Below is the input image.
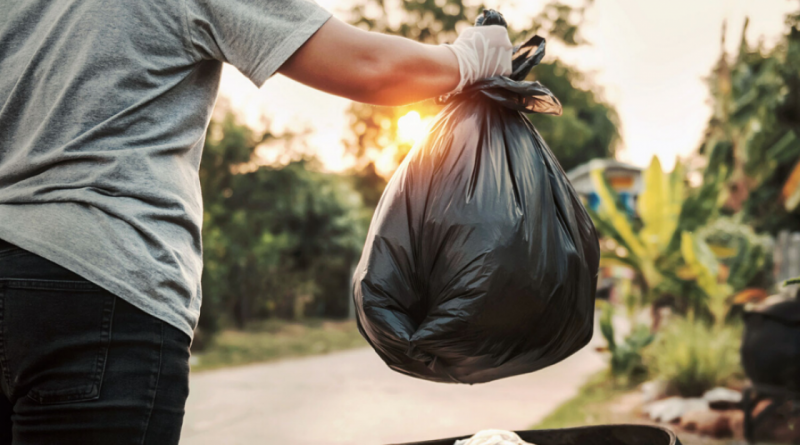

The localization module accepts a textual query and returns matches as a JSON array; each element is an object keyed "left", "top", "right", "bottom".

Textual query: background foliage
[
  {"left": 699, "top": 16, "right": 800, "bottom": 234},
  {"left": 197, "top": 112, "right": 369, "bottom": 346},
  {"left": 588, "top": 8, "right": 800, "bottom": 397},
  {"left": 344, "top": 0, "right": 620, "bottom": 176}
]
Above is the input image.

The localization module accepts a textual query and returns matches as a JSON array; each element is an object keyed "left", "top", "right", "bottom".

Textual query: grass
[
  {"left": 532, "top": 372, "right": 739, "bottom": 445},
  {"left": 191, "top": 318, "right": 368, "bottom": 372},
  {"left": 643, "top": 318, "right": 744, "bottom": 397},
  {"left": 532, "top": 372, "right": 639, "bottom": 429}
]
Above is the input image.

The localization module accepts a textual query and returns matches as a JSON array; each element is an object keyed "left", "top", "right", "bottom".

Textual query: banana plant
[
  {"left": 590, "top": 156, "right": 695, "bottom": 301},
  {"left": 589, "top": 155, "right": 761, "bottom": 318},
  {"left": 680, "top": 232, "right": 732, "bottom": 327}
]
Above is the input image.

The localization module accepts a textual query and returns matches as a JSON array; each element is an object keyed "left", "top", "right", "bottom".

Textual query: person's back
[
  {"left": 0, "top": 0, "right": 332, "bottom": 337},
  {"left": 0, "top": 0, "right": 513, "bottom": 441}
]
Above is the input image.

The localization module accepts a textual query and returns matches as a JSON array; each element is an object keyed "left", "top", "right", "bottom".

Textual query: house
[
  {"left": 566, "top": 158, "right": 643, "bottom": 214},
  {"left": 567, "top": 159, "right": 643, "bottom": 300}
]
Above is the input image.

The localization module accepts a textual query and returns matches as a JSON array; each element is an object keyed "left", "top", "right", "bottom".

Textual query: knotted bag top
[{"left": 437, "top": 10, "right": 563, "bottom": 115}]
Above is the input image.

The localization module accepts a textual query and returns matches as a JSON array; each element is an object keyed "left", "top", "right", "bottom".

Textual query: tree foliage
[
  {"left": 344, "top": 0, "right": 619, "bottom": 178},
  {"left": 699, "top": 15, "right": 800, "bottom": 233},
  {"left": 197, "top": 112, "right": 368, "bottom": 345},
  {"left": 527, "top": 60, "right": 620, "bottom": 172}
]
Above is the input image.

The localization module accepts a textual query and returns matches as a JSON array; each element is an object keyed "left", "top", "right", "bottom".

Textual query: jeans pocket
[{"left": 0, "top": 279, "right": 115, "bottom": 405}]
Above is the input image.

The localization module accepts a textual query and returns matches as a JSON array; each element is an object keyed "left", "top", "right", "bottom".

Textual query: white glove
[{"left": 445, "top": 26, "right": 514, "bottom": 94}]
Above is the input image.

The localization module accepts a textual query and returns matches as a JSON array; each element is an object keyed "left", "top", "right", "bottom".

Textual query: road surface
[{"left": 181, "top": 330, "right": 606, "bottom": 445}]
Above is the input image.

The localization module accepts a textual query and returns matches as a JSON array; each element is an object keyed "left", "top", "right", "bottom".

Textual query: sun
[{"left": 397, "top": 110, "right": 426, "bottom": 145}]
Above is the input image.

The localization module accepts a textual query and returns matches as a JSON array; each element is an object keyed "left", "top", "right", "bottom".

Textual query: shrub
[
  {"left": 599, "top": 304, "right": 654, "bottom": 385},
  {"left": 643, "top": 317, "right": 744, "bottom": 397}
]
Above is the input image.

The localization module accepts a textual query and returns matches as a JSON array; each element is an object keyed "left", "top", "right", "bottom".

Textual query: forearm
[
  {"left": 356, "top": 33, "right": 460, "bottom": 106},
  {"left": 279, "top": 18, "right": 459, "bottom": 106}
]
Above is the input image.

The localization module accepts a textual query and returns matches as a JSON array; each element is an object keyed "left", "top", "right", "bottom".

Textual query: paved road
[{"left": 181, "top": 328, "right": 605, "bottom": 445}]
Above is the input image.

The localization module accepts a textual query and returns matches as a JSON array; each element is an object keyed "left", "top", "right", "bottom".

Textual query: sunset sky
[{"left": 218, "top": 0, "right": 798, "bottom": 173}]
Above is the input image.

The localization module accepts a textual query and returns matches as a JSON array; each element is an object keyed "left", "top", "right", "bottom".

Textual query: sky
[{"left": 217, "top": 0, "right": 798, "bottom": 173}]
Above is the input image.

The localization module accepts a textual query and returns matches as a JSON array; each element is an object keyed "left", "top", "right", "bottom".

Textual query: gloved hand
[{"left": 444, "top": 26, "right": 514, "bottom": 95}]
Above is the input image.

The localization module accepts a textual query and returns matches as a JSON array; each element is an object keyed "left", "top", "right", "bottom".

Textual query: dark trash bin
[
  {"left": 741, "top": 299, "right": 800, "bottom": 392},
  {"left": 740, "top": 298, "right": 800, "bottom": 442},
  {"left": 389, "top": 425, "right": 681, "bottom": 445}
]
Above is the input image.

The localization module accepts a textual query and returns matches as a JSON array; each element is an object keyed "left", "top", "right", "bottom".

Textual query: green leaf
[
  {"left": 681, "top": 232, "right": 720, "bottom": 296},
  {"left": 639, "top": 156, "right": 681, "bottom": 256},
  {"left": 599, "top": 304, "right": 616, "bottom": 351},
  {"left": 590, "top": 169, "right": 646, "bottom": 259}
]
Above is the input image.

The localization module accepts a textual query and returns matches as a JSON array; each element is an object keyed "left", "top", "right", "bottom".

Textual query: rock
[
  {"left": 644, "top": 397, "right": 709, "bottom": 424},
  {"left": 703, "top": 387, "right": 742, "bottom": 410},
  {"left": 640, "top": 380, "right": 668, "bottom": 403},
  {"left": 680, "top": 409, "right": 734, "bottom": 438}
]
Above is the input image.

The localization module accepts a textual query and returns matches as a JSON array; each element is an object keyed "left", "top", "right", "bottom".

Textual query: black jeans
[{"left": 0, "top": 239, "right": 191, "bottom": 444}]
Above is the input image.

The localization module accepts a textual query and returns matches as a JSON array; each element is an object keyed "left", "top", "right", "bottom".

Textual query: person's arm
[
  {"left": 278, "top": 17, "right": 458, "bottom": 106},
  {"left": 278, "top": 17, "right": 511, "bottom": 107}
]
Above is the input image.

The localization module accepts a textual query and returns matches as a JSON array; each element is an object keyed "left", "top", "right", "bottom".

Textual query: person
[{"left": 0, "top": 0, "right": 513, "bottom": 442}]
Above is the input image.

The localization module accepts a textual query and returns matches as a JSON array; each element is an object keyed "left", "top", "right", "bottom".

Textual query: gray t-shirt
[{"left": 0, "top": 0, "right": 331, "bottom": 339}]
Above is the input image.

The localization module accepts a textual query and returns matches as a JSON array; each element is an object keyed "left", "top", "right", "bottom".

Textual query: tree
[
  {"left": 344, "top": 0, "right": 619, "bottom": 179},
  {"left": 527, "top": 60, "right": 620, "bottom": 172},
  {"left": 196, "top": 111, "right": 368, "bottom": 346},
  {"left": 698, "top": 16, "right": 800, "bottom": 234}
]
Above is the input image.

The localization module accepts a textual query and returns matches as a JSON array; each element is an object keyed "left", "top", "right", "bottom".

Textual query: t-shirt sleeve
[{"left": 183, "top": 0, "right": 331, "bottom": 87}]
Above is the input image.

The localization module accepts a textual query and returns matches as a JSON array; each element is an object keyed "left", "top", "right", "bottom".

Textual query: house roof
[{"left": 566, "top": 159, "right": 643, "bottom": 183}]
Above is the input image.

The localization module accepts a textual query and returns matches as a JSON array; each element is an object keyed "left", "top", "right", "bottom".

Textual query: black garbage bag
[{"left": 353, "top": 16, "right": 600, "bottom": 384}]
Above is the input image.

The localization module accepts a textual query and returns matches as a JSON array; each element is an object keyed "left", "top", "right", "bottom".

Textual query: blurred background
[{"left": 181, "top": 0, "right": 800, "bottom": 444}]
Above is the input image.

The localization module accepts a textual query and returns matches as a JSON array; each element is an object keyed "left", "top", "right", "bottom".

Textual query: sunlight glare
[{"left": 397, "top": 111, "right": 426, "bottom": 145}]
